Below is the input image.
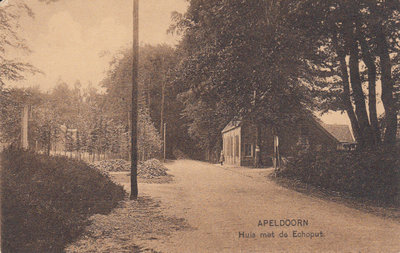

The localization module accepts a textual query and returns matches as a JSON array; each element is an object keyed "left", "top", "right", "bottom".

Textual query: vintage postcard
[{"left": 1, "top": 0, "right": 399, "bottom": 252}]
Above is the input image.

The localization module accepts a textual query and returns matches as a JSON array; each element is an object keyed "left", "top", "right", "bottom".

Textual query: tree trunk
[
  {"left": 376, "top": 28, "right": 397, "bottom": 149},
  {"left": 348, "top": 36, "right": 373, "bottom": 148},
  {"left": 254, "top": 123, "right": 261, "bottom": 168},
  {"left": 358, "top": 34, "right": 380, "bottom": 145},
  {"left": 338, "top": 52, "right": 362, "bottom": 143},
  {"left": 333, "top": 31, "right": 362, "bottom": 143}
]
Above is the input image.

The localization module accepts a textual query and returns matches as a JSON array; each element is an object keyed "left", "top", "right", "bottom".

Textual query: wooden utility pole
[
  {"left": 163, "top": 123, "right": 166, "bottom": 162},
  {"left": 252, "top": 90, "right": 261, "bottom": 168},
  {"left": 273, "top": 135, "right": 280, "bottom": 170},
  {"left": 160, "top": 56, "right": 167, "bottom": 138},
  {"left": 130, "top": 0, "right": 139, "bottom": 200},
  {"left": 160, "top": 83, "right": 165, "bottom": 136},
  {"left": 21, "top": 104, "right": 29, "bottom": 149}
]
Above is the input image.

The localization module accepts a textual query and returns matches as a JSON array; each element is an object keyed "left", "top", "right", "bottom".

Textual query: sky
[
  {"left": 8, "top": 0, "right": 369, "bottom": 126},
  {"left": 12, "top": 0, "right": 188, "bottom": 91}
]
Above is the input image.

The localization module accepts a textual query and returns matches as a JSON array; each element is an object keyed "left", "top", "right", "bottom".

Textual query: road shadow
[{"left": 66, "top": 196, "right": 191, "bottom": 252}]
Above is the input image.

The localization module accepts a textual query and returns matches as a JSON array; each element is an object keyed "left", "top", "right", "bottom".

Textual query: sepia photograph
[{"left": 0, "top": 0, "right": 399, "bottom": 252}]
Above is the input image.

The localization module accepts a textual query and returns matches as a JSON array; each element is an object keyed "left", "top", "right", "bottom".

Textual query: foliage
[
  {"left": 1, "top": 147, "right": 125, "bottom": 252},
  {"left": 138, "top": 44, "right": 178, "bottom": 129},
  {"left": 101, "top": 48, "right": 132, "bottom": 126},
  {"left": 0, "top": 80, "right": 132, "bottom": 159},
  {"left": 178, "top": 94, "right": 230, "bottom": 160},
  {"left": 285, "top": 0, "right": 399, "bottom": 149},
  {"left": 101, "top": 45, "right": 196, "bottom": 159},
  {"left": 170, "top": 0, "right": 313, "bottom": 159},
  {"left": 0, "top": 87, "right": 42, "bottom": 145},
  {"left": 170, "top": 0, "right": 399, "bottom": 156},
  {"left": 138, "top": 107, "right": 162, "bottom": 160},
  {"left": 1, "top": 50, "right": 169, "bottom": 160},
  {"left": 0, "top": 1, "right": 39, "bottom": 88},
  {"left": 277, "top": 149, "right": 399, "bottom": 205},
  {"left": 0, "top": 88, "right": 24, "bottom": 143},
  {"left": 101, "top": 47, "right": 164, "bottom": 160}
]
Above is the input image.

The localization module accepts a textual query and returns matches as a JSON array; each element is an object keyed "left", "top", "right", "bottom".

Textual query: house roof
[
  {"left": 221, "top": 120, "right": 241, "bottom": 133},
  {"left": 321, "top": 123, "right": 355, "bottom": 143}
]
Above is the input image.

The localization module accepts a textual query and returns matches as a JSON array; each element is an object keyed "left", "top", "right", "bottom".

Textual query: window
[
  {"left": 244, "top": 144, "right": 253, "bottom": 157},
  {"left": 298, "top": 136, "right": 309, "bottom": 145}
]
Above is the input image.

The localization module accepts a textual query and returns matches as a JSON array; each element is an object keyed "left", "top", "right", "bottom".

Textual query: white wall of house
[{"left": 222, "top": 127, "right": 241, "bottom": 166}]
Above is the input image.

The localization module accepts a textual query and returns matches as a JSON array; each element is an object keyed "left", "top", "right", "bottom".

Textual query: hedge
[
  {"left": 277, "top": 148, "right": 399, "bottom": 205},
  {"left": 1, "top": 147, "right": 125, "bottom": 252}
]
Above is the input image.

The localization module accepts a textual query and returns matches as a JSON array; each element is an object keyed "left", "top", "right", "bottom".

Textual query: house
[
  {"left": 221, "top": 115, "right": 355, "bottom": 167},
  {"left": 52, "top": 125, "right": 79, "bottom": 153},
  {"left": 320, "top": 123, "right": 356, "bottom": 150}
]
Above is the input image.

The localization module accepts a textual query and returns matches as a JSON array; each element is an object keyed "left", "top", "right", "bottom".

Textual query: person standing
[{"left": 219, "top": 150, "right": 225, "bottom": 165}]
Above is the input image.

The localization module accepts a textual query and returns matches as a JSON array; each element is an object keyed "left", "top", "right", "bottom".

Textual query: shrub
[
  {"left": 1, "top": 147, "right": 125, "bottom": 252},
  {"left": 138, "top": 159, "right": 168, "bottom": 179},
  {"left": 277, "top": 148, "right": 399, "bottom": 205}
]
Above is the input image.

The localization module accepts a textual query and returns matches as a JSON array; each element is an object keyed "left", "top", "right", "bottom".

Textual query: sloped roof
[
  {"left": 321, "top": 123, "right": 355, "bottom": 143},
  {"left": 221, "top": 120, "right": 241, "bottom": 133}
]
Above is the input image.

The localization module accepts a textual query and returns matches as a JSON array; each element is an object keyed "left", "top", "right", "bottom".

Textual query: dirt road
[{"left": 134, "top": 160, "right": 399, "bottom": 253}]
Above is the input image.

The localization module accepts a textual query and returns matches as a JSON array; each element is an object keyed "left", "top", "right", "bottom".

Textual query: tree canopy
[
  {"left": 285, "top": 0, "right": 399, "bottom": 149},
  {"left": 170, "top": 0, "right": 316, "bottom": 160},
  {"left": 171, "top": 0, "right": 399, "bottom": 152},
  {"left": 0, "top": 1, "right": 39, "bottom": 88}
]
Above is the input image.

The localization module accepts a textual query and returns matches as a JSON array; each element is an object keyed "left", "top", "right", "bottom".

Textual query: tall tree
[
  {"left": 288, "top": 0, "right": 399, "bottom": 150},
  {"left": 102, "top": 44, "right": 191, "bottom": 159},
  {"left": 171, "top": 0, "right": 312, "bottom": 164}
]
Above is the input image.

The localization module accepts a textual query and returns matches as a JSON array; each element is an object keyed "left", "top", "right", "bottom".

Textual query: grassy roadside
[{"left": 1, "top": 147, "right": 126, "bottom": 252}]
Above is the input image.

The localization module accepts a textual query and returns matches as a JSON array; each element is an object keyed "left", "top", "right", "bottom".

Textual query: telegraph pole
[
  {"left": 21, "top": 104, "right": 29, "bottom": 149},
  {"left": 163, "top": 123, "right": 166, "bottom": 162},
  {"left": 130, "top": 0, "right": 139, "bottom": 200}
]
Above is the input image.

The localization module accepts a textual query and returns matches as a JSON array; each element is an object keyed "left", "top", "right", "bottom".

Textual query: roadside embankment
[{"left": 1, "top": 147, "right": 125, "bottom": 252}]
